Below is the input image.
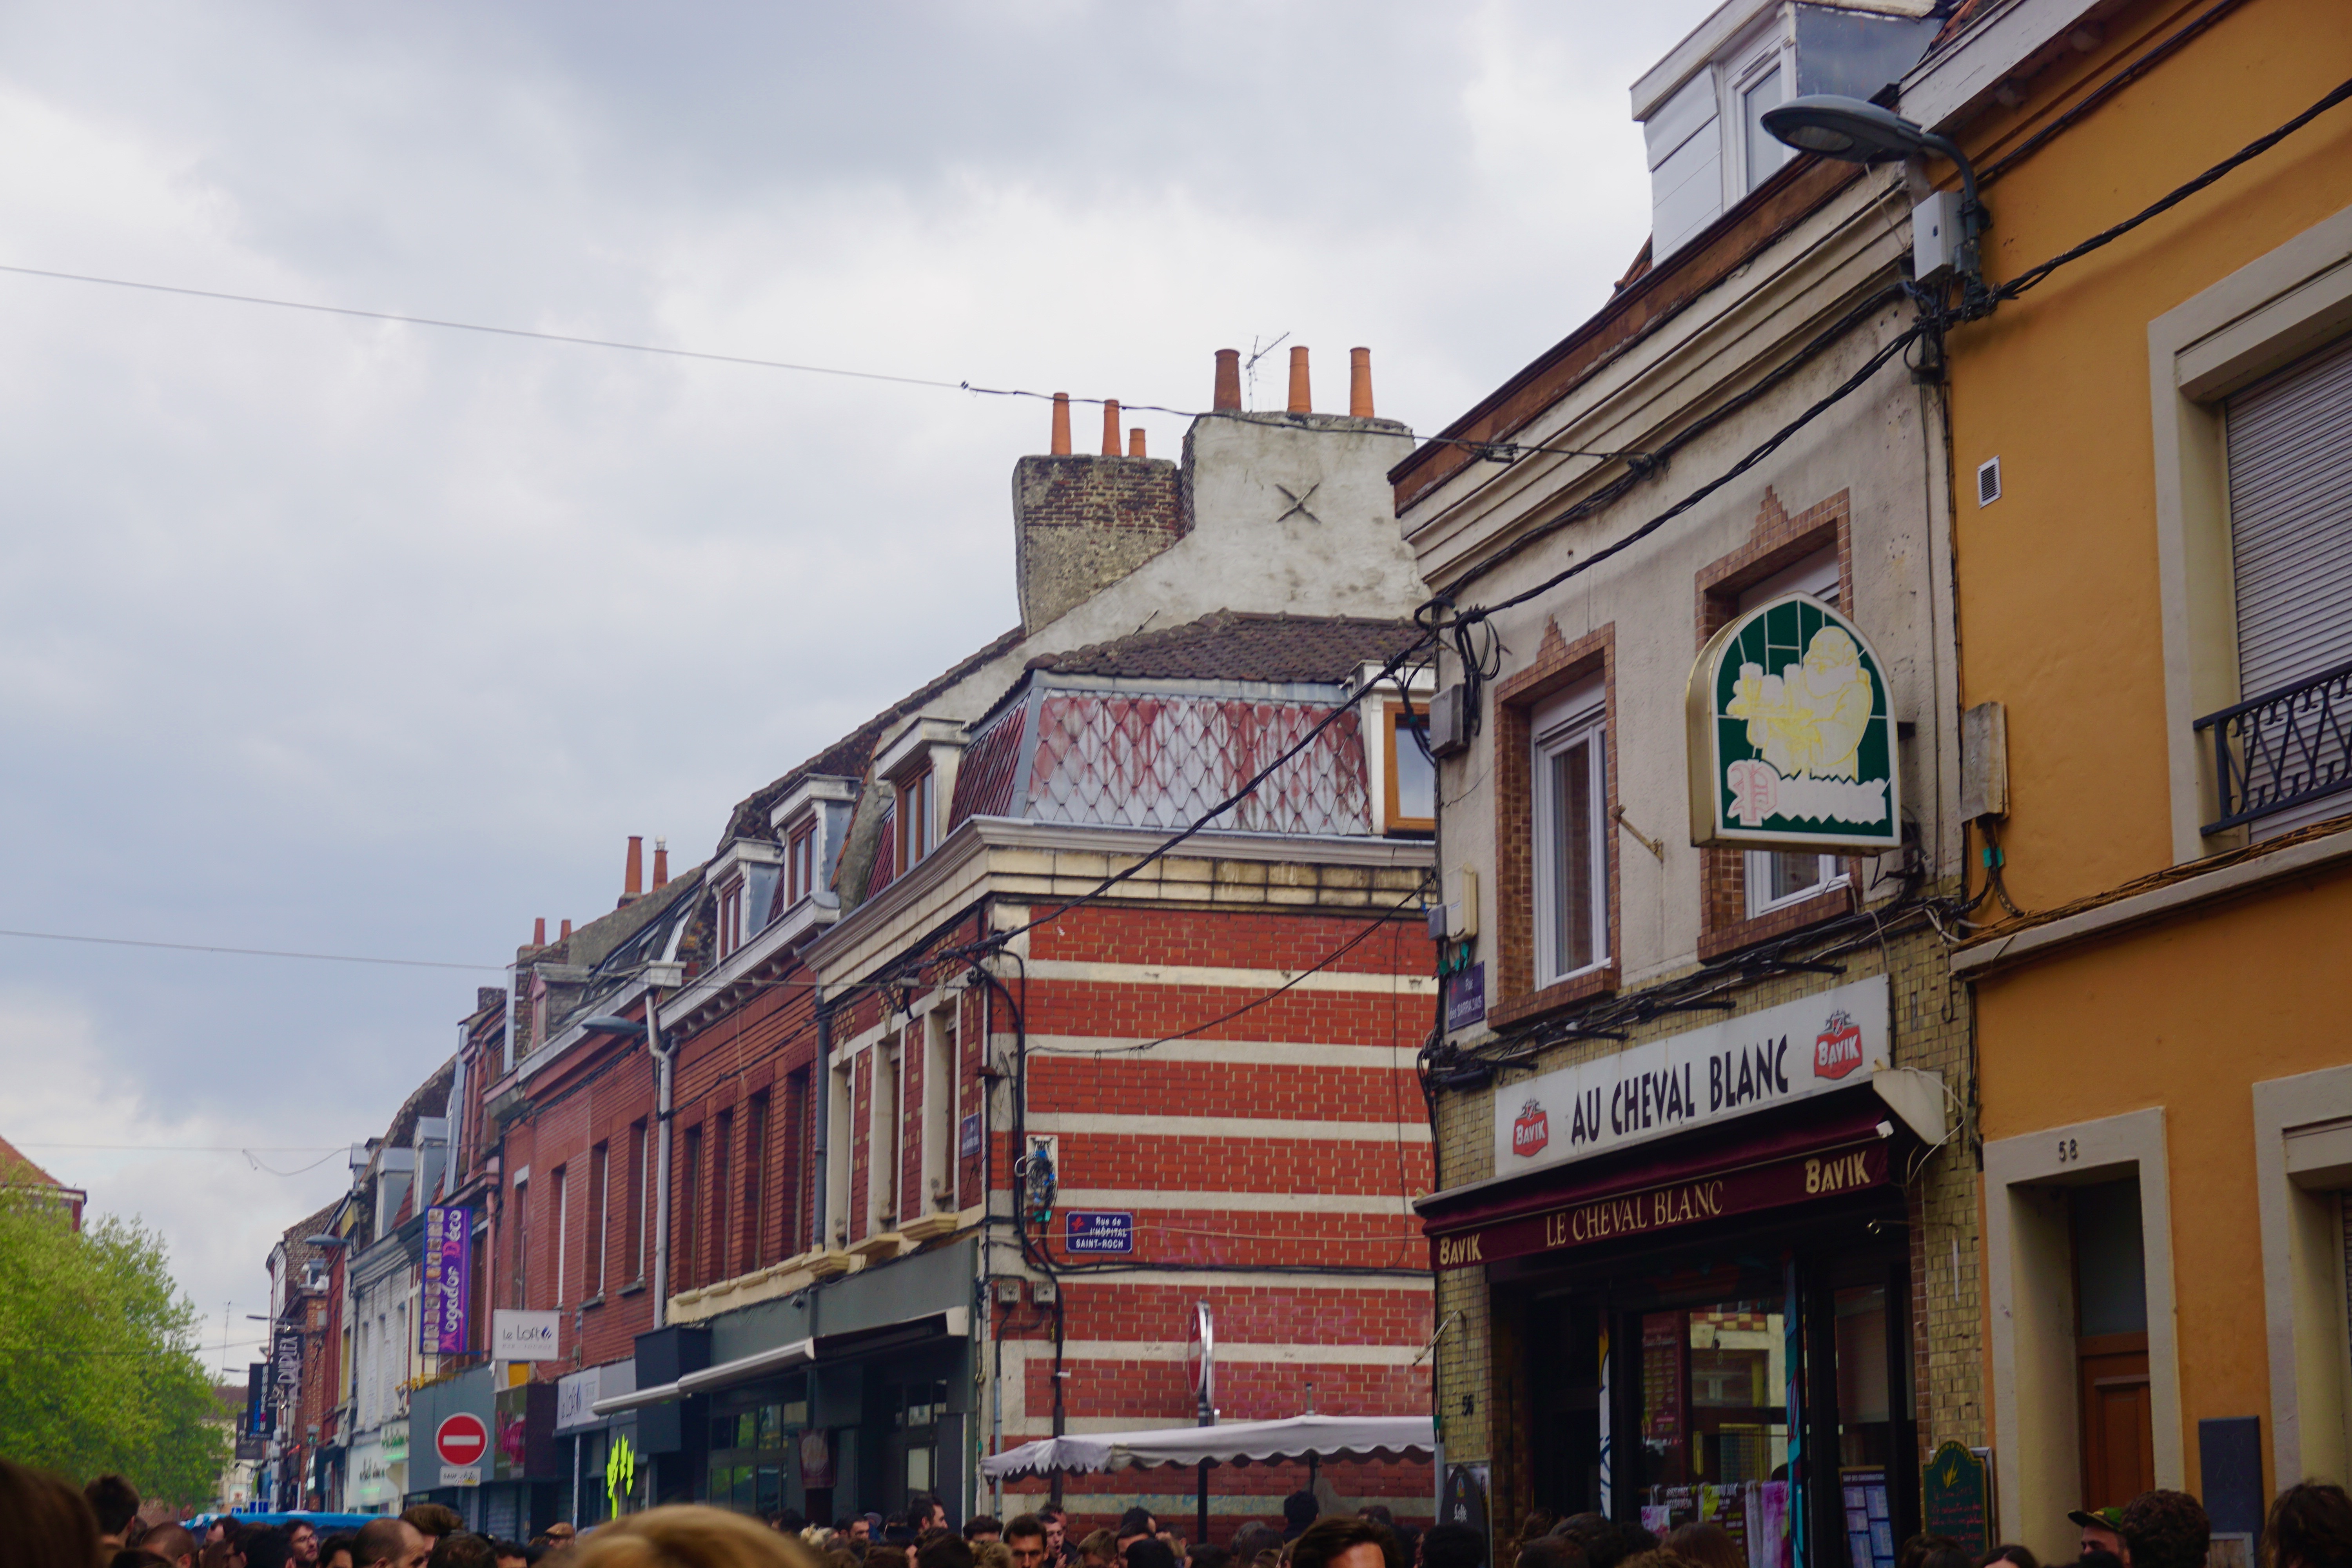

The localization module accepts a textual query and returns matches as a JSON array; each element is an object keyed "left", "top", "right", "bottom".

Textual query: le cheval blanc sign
[
  {"left": 1686, "top": 594, "right": 1903, "bottom": 851},
  {"left": 1494, "top": 976, "right": 1891, "bottom": 1176}
]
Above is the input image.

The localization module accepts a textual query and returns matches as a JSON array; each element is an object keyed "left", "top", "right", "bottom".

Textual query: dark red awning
[{"left": 1420, "top": 1087, "right": 1901, "bottom": 1271}]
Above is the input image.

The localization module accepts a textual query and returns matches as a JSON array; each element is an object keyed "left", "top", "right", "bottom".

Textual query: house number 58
[{"left": 2056, "top": 1138, "right": 2080, "bottom": 1163}]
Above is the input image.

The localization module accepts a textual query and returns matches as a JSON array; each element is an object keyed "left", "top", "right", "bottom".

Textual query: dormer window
[
  {"left": 788, "top": 822, "right": 816, "bottom": 904},
  {"left": 899, "top": 765, "right": 936, "bottom": 869},
  {"left": 717, "top": 877, "right": 746, "bottom": 958},
  {"left": 707, "top": 838, "right": 783, "bottom": 961}
]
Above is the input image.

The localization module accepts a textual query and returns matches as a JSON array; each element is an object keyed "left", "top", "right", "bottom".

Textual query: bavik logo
[
  {"left": 1814, "top": 1009, "right": 1864, "bottom": 1080},
  {"left": 1512, "top": 1098, "right": 1551, "bottom": 1158}
]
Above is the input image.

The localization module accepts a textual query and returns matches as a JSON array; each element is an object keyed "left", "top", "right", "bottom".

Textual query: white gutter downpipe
[{"left": 646, "top": 972, "right": 680, "bottom": 1330}]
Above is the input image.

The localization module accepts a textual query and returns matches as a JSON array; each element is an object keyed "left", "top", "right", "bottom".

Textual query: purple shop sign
[{"left": 421, "top": 1204, "right": 472, "bottom": 1355}]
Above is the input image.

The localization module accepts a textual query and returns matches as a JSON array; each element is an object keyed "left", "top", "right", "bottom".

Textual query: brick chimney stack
[
  {"left": 533, "top": 917, "right": 546, "bottom": 946},
  {"left": 559, "top": 918, "right": 573, "bottom": 941},
  {"left": 622, "top": 835, "right": 643, "bottom": 906},
  {"left": 1213, "top": 349, "right": 1241, "bottom": 412},
  {"left": 1050, "top": 392, "right": 1072, "bottom": 455},
  {"left": 1100, "top": 399, "right": 1122, "bottom": 456},
  {"left": 1350, "top": 347, "right": 1375, "bottom": 417},
  {"left": 1287, "top": 347, "right": 1312, "bottom": 413},
  {"left": 653, "top": 837, "right": 669, "bottom": 889}
]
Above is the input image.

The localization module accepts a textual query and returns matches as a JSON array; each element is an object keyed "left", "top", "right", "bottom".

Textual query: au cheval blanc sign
[
  {"left": 1492, "top": 976, "right": 1890, "bottom": 1176},
  {"left": 1686, "top": 594, "right": 1903, "bottom": 851}
]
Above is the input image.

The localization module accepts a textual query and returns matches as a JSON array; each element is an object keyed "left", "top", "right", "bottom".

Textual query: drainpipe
[
  {"left": 812, "top": 1000, "right": 833, "bottom": 1254},
  {"left": 648, "top": 978, "right": 677, "bottom": 1330}
]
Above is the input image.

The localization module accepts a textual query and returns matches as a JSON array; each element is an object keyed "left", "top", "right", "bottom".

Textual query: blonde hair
[{"left": 572, "top": 1507, "right": 821, "bottom": 1568}]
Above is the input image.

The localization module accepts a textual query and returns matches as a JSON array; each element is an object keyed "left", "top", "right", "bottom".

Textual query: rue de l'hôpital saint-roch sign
[{"left": 1686, "top": 594, "right": 1903, "bottom": 853}]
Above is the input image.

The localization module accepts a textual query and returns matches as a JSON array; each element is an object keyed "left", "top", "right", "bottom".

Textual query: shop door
[
  {"left": 2078, "top": 1343, "right": 2153, "bottom": 1507},
  {"left": 883, "top": 1377, "right": 947, "bottom": 1513},
  {"left": 2069, "top": 1180, "right": 2154, "bottom": 1508}
]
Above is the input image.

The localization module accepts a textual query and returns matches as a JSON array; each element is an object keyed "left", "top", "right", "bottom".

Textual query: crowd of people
[
  {"left": 11, "top": 1468, "right": 2352, "bottom": 1568},
  {"left": 0, "top": 1466, "right": 585, "bottom": 1568}
]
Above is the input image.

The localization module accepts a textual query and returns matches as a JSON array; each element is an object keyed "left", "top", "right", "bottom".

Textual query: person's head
[
  {"left": 7, "top": 1467, "right": 101, "bottom": 1568},
  {"left": 965, "top": 1525, "right": 1002, "bottom": 1548},
  {"left": 823, "top": 1554, "right": 859, "bottom": 1568},
  {"left": 86, "top": 1475, "right": 143, "bottom": 1543},
  {"left": 117, "top": 1551, "right": 174, "bottom": 1568},
  {"left": 921, "top": 1538, "right": 976, "bottom": 1568},
  {"left": 1039, "top": 1515, "right": 1066, "bottom": 1560},
  {"left": 1978, "top": 1548, "right": 2036, "bottom": 1568},
  {"left": 867, "top": 1550, "right": 908, "bottom": 1568},
  {"left": 1127, "top": 1544, "right": 1178, "bottom": 1568},
  {"left": 1515, "top": 1541, "right": 1583, "bottom": 1568},
  {"left": 1916, "top": 1546, "right": 1974, "bottom": 1568},
  {"left": 148, "top": 1526, "right": 202, "bottom": 1568},
  {"left": 1007, "top": 1520, "right": 1049, "bottom": 1568},
  {"left": 432, "top": 1537, "right": 501, "bottom": 1568},
  {"left": 910, "top": 1502, "right": 948, "bottom": 1536},
  {"left": 1118, "top": 1517, "right": 1158, "bottom": 1555},
  {"left": 1282, "top": 1498, "right": 1322, "bottom": 1539},
  {"left": 1231, "top": 1531, "right": 1282, "bottom": 1568},
  {"left": 1660, "top": 1529, "right": 1737, "bottom": 1568},
  {"left": 1580, "top": 1529, "right": 1641, "bottom": 1568},
  {"left": 1517, "top": 1520, "right": 1556, "bottom": 1551},
  {"left": 358, "top": 1519, "right": 432, "bottom": 1568},
  {"left": 544, "top": 1530, "right": 577, "bottom": 1555},
  {"left": 247, "top": 1533, "right": 297, "bottom": 1568},
  {"left": 2068, "top": 1513, "right": 2127, "bottom": 1566},
  {"left": 2120, "top": 1492, "right": 2210, "bottom": 1568},
  {"left": 495, "top": 1546, "right": 531, "bottom": 1568},
  {"left": 976, "top": 1548, "right": 1013, "bottom": 1568},
  {"left": 1077, "top": 1533, "right": 1118, "bottom": 1568},
  {"left": 281, "top": 1526, "right": 318, "bottom": 1564},
  {"left": 2081, "top": 1550, "right": 2125, "bottom": 1568},
  {"left": 2267, "top": 1482, "right": 2352, "bottom": 1568},
  {"left": 1420, "top": 1526, "right": 1483, "bottom": 1568},
  {"left": 569, "top": 1507, "right": 818, "bottom": 1568},
  {"left": 1292, "top": 1521, "right": 1389, "bottom": 1568},
  {"left": 1190, "top": 1549, "right": 1233, "bottom": 1568},
  {"left": 847, "top": 1526, "right": 871, "bottom": 1550},
  {"left": 406, "top": 1512, "right": 465, "bottom": 1545},
  {"left": 1616, "top": 1552, "right": 1700, "bottom": 1568}
]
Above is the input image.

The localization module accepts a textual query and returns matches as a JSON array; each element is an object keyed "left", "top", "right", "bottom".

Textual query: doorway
[{"left": 2071, "top": 1179, "right": 2154, "bottom": 1509}]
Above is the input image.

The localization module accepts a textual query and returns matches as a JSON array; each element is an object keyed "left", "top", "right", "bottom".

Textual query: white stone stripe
[
  {"left": 1025, "top": 1036, "right": 1419, "bottom": 1066},
  {"left": 1054, "top": 1188, "right": 1417, "bottom": 1214},
  {"left": 1020, "top": 958, "right": 1436, "bottom": 996},
  {"left": 1025, "top": 1112, "right": 1429, "bottom": 1142},
  {"left": 990, "top": 1267, "right": 1432, "bottom": 1292},
  {"left": 1051, "top": 1340, "right": 1429, "bottom": 1365}
]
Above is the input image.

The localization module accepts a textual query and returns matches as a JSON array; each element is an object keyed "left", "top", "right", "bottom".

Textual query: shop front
[{"left": 1419, "top": 979, "right": 1948, "bottom": 1568}]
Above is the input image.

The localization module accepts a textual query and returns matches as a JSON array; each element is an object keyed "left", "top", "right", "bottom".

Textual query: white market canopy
[{"left": 978, "top": 1414, "right": 1435, "bottom": 1479}]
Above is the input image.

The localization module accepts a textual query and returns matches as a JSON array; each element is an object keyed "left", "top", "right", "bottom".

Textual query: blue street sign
[{"left": 1065, "top": 1210, "right": 1135, "bottom": 1254}]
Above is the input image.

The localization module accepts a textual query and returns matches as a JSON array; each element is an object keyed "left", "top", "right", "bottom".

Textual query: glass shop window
[{"left": 1639, "top": 1300, "right": 1790, "bottom": 1488}]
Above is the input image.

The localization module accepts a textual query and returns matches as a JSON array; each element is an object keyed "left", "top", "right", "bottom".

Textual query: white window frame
[
  {"left": 1532, "top": 676, "right": 1610, "bottom": 988},
  {"left": 1739, "top": 550, "right": 1851, "bottom": 917},
  {"left": 1730, "top": 42, "right": 1790, "bottom": 197},
  {"left": 552, "top": 1165, "right": 568, "bottom": 1308}
]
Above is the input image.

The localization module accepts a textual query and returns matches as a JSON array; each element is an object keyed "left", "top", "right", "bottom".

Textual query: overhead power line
[{"left": 0, "top": 926, "right": 505, "bottom": 971}]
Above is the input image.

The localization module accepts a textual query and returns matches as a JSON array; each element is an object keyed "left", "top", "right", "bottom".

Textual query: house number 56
[{"left": 2056, "top": 1138, "right": 2080, "bottom": 1163}]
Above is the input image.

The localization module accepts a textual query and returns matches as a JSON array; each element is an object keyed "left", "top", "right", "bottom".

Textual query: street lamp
[
  {"left": 581, "top": 1016, "right": 648, "bottom": 1036},
  {"left": 1762, "top": 94, "right": 1990, "bottom": 310},
  {"left": 301, "top": 1234, "right": 350, "bottom": 1248}
]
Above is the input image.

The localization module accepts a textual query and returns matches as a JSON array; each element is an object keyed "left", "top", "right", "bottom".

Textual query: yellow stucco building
[{"left": 1916, "top": 0, "right": 2352, "bottom": 1553}]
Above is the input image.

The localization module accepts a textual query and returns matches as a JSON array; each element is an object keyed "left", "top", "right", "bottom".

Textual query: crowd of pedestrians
[{"left": 13, "top": 1468, "right": 2352, "bottom": 1568}]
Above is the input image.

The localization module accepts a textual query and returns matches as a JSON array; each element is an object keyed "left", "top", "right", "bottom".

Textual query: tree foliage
[{"left": 0, "top": 1198, "right": 230, "bottom": 1509}]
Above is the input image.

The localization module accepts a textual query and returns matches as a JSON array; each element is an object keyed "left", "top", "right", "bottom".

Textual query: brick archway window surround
[
  {"left": 1695, "top": 487, "right": 1860, "bottom": 961},
  {"left": 1491, "top": 621, "right": 1619, "bottom": 1027}
]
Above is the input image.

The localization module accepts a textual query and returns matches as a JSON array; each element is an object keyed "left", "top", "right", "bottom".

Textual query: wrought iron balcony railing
[{"left": 2196, "top": 655, "right": 2352, "bottom": 833}]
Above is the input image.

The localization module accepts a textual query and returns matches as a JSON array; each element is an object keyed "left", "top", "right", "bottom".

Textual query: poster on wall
[
  {"left": 799, "top": 1428, "right": 835, "bottom": 1489},
  {"left": 1686, "top": 595, "right": 1902, "bottom": 852},
  {"left": 422, "top": 1205, "right": 472, "bottom": 1355}
]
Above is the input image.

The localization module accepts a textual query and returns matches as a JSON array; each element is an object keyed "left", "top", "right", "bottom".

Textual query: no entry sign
[{"left": 436, "top": 1412, "right": 490, "bottom": 1468}]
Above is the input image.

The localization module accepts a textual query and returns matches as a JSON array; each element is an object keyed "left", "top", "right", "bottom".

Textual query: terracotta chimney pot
[
  {"left": 1212, "top": 349, "right": 1241, "bottom": 412},
  {"left": 1101, "top": 399, "right": 1122, "bottom": 456},
  {"left": 624, "top": 835, "right": 644, "bottom": 897},
  {"left": 559, "top": 918, "right": 573, "bottom": 942},
  {"left": 1287, "top": 346, "right": 1311, "bottom": 414},
  {"left": 653, "top": 836, "right": 669, "bottom": 889},
  {"left": 1129, "top": 427, "right": 1147, "bottom": 458},
  {"left": 533, "top": 917, "right": 546, "bottom": 946},
  {"left": 1050, "top": 392, "right": 1072, "bottom": 455},
  {"left": 1350, "top": 347, "right": 1375, "bottom": 418}
]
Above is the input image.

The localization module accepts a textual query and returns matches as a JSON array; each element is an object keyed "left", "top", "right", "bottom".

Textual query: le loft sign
[
  {"left": 1686, "top": 595, "right": 1902, "bottom": 852},
  {"left": 1496, "top": 976, "right": 1890, "bottom": 1175}
]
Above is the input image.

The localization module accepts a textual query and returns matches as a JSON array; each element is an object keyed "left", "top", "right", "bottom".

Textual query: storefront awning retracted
[
  {"left": 589, "top": 1379, "right": 680, "bottom": 1416},
  {"left": 978, "top": 1414, "right": 1436, "bottom": 1479},
  {"left": 1416, "top": 1073, "right": 1943, "bottom": 1272},
  {"left": 589, "top": 1305, "right": 973, "bottom": 1417}
]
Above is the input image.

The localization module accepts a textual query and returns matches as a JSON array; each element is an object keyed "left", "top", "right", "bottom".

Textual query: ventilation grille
[{"left": 1977, "top": 456, "right": 2002, "bottom": 507}]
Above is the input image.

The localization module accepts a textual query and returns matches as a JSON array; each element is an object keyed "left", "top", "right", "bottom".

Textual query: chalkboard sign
[
  {"left": 1443, "top": 1464, "right": 1491, "bottom": 1566},
  {"left": 1922, "top": 1441, "right": 1992, "bottom": 1555}
]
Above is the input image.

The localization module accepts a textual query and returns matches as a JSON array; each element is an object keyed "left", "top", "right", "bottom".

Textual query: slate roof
[{"left": 1023, "top": 611, "right": 1422, "bottom": 686}]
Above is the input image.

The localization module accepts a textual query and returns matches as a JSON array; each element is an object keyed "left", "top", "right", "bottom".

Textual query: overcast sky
[{"left": 0, "top": 0, "right": 1711, "bottom": 1383}]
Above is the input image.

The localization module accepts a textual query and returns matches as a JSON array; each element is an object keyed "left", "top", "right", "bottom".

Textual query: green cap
[{"left": 2068, "top": 1508, "right": 2126, "bottom": 1532}]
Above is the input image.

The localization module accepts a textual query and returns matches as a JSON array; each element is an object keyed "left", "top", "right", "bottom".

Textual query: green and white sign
[{"left": 1686, "top": 595, "right": 1902, "bottom": 851}]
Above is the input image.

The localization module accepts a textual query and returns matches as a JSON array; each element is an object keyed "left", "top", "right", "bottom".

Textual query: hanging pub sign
[{"left": 1686, "top": 594, "right": 1902, "bottom": 851}]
